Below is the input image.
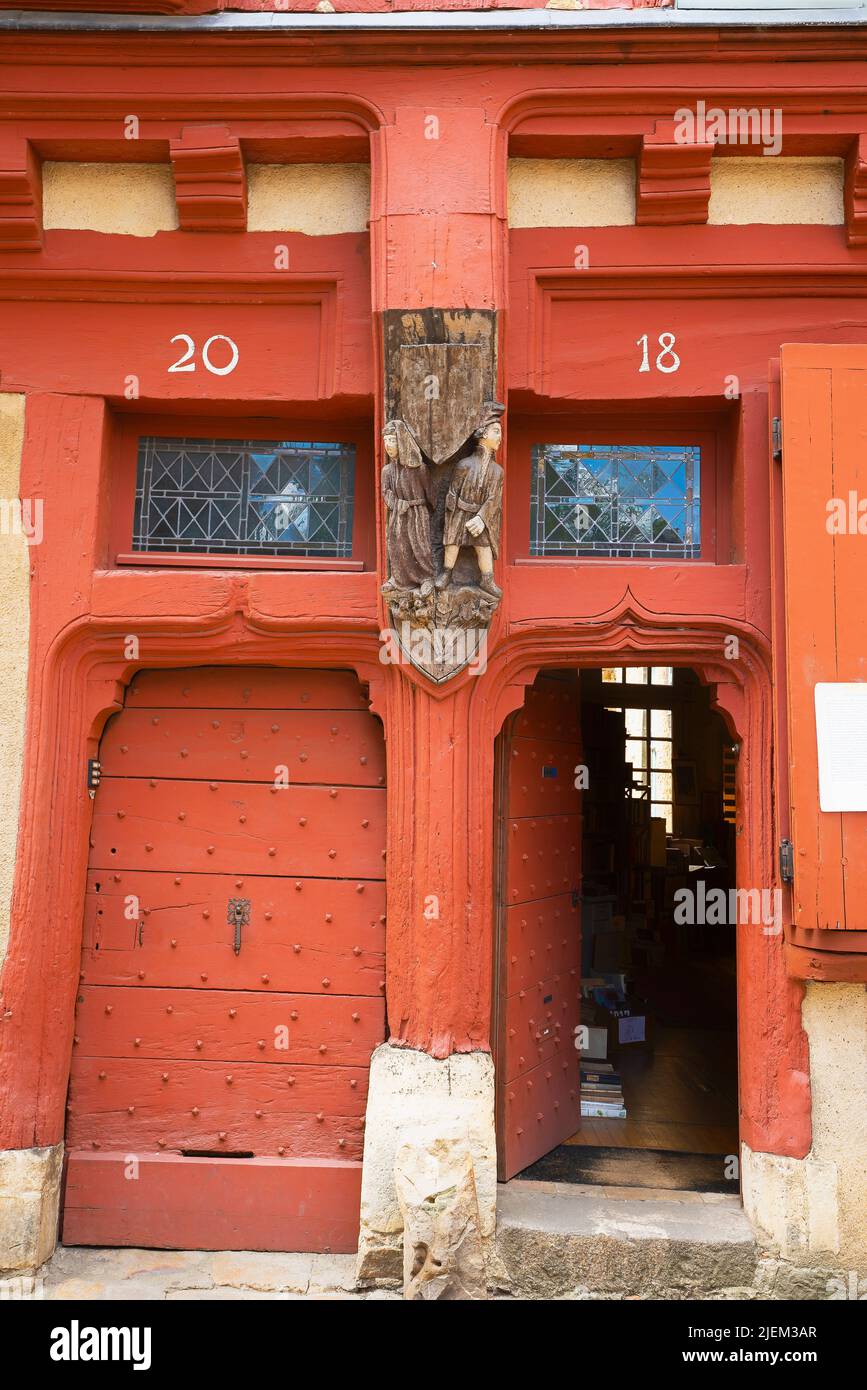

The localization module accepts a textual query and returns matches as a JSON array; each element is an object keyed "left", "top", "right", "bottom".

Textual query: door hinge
[
  {"left": 87, "top": 758, "right": 102, "bottom": 796},
  {"left": 779, "top": 838, "right": 794, "bottom": 885},
  {"left": 227, "top": 897, "right": 251, "bottom": 954},
  {"left": 772, "top": 416, "right": 783, "bottom": 461}
]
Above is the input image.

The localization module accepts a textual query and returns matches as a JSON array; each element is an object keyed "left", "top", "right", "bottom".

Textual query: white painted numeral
[
  {"left": 637, "top": 332, "right": 680, "bottom": 375},
  {"left": 168, "top": 333, "right": 239, "bottom": 376},
  {"left": 202, "top": 334, "right": 240, "bottom": 377},
  {"left": 655, "top": 332, "right": 680, "bottom": 374},
  {"left": 168, "top": 333, "right": 196, "bottom": 373}
]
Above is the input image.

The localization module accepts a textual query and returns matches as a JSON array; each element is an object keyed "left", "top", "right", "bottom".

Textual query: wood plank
[
  {"left": 62, "top": 1152, "right": 363, "bottom": 1253},
  {"left": 74, "top": 985, "right": 384, "bottom": 1067},
  {"left": 826, "top": 367, "right": 867, "bottom": 922},
  {"left": 504, "top": 814, "right": 581, "bottom": 904},
  {"left": 501, "top": 1056, "right": 582, "bottom": 1178},
  {"left": 67, "top": 1058, "right": 367, "bottom": 1158},
  {"left": 506, "top": 736, "right": 584, "bottom": 819},
  {"left": 90, "top": 779, "right": 387, "bottom": 878},
  {"left": 504, "top": 974, "right": 581, "bottom": 1084},
  {"left": 781, "top": 360, "right": 846, "bottom": 931},
  {"left": 126, "top": 666, "right": 370, "bottom": 711},
  {"left": 504, "top": 893, "right": 579, "bottom": 996},
  {"left": 99, "top": 708, "right": 386, "bottom": 786},
  {"left": 82, "top": 871, "right": 385, "bottom": 994},
  {"left": 513, "top": 677, "right": 581, "bottom": 742}
]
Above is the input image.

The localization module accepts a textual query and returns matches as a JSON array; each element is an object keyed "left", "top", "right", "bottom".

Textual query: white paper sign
[
  {"left": 814, "top": 683, "right": 867, "bottom": 812},
  {"left": 618, "top": 1015, "right": 645, "bottom": 1045}
]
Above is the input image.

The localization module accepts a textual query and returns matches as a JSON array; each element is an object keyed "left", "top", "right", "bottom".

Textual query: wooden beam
[
  {"left": 170, "top": 124, "right": 247, "bottom": 233},
  {"left": 844, "top": 133, "right": 867, "bottom": 246},
  {"left": 637, "top": 120, "right": 712, "bottom": 226},
  {"left": 0, "top": 135, "right": 41, "bottom": 251}
]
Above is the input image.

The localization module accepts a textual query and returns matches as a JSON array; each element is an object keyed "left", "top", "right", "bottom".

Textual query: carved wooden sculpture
[
  {"left": 380, "top": 310, "right": 503, "bottom": 682},
  {"left": 380, "top": 419, "right": 436, "bottom": 595},
  {"left": 438, "top": 409, "right": 503, "bottom": 599}
]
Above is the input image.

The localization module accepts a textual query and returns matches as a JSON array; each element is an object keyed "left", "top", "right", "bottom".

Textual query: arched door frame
[{"left": 477, "top": 597, "right": 811, "bottom": 1164}]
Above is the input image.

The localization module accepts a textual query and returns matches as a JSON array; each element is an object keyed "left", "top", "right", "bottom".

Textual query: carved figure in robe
[
  {"left": 380, "top": 418, "right": 436, "bottom": 595},
  {"left": 436, "top": 408, "right": 504, "bottom": 598}
]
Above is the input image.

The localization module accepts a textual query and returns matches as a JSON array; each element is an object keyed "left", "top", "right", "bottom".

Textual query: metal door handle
[{"left": 227, "top": 897, "right": 251, "bottom": 955}]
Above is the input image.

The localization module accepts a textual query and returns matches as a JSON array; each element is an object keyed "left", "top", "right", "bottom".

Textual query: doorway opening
[{"left": 494, "top": 666, "right": 740, "bottom": 1197}]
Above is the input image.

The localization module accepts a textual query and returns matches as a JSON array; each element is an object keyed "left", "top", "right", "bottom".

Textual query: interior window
[
  {"left": 133, "top": 436, "right": 356, "bottom": 558},
  {"left": 530, "top": 443, "right": 701, "bottom": 559},
  {"left": 604, "top": 666, "right": 675, "bottom": 831}
]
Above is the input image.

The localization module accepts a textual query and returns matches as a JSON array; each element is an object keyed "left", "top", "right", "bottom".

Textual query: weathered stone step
[{"left": 494, "top": 1181, "right": 758, "bottom": 1300}]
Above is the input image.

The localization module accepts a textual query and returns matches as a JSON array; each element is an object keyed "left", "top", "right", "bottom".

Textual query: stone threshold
[{"left": 493, "top": 1179, "right": 760, "bottom": 1299}]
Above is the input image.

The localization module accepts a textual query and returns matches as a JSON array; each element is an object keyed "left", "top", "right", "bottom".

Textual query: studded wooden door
[
  {"left": 495, "top": 674, "right": 583, "bottom": 1182},
  {"left": 62, "top": 667, "right": 386, "bottom": 1253}
]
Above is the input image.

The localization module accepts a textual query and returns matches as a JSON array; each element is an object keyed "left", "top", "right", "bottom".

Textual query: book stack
[{"left": 580, "top": 1061, "right": 626, "bottom": 1118}]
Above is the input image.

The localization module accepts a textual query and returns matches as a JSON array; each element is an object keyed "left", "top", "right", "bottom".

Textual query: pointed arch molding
[{"left": 472, "top": 602, "right": 811, "bottom": 1161}]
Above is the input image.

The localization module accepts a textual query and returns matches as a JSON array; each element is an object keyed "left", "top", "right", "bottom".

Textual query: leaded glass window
[
  {"left": 530, "top": 443, "right": 700, "bottom": 559},
  {"left": 133, "top": 437, "right": 356, "bottom": 558}
]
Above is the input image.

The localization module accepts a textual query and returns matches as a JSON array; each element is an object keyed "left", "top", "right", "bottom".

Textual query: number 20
[
  {"left": 168, "top": 333, "right": 239, "bottom": 377},
  {"left": 637, "top": 332, "right": 680, "bottom": 375}
]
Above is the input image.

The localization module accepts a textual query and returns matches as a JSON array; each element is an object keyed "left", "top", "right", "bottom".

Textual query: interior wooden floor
[{"left": 567, "top": 1024, "right": 739, "bottom": 1156}]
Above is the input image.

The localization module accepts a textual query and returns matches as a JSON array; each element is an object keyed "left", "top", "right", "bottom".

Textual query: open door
[
  {"left": 495, "top": 673, "right": 583, "bottom": 1181},
  {"left": 776, "top": 346, "right": 867, "bottom": 966}
]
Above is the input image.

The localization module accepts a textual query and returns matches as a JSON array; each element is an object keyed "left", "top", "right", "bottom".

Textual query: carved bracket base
[{"left": 383, "top": 582, "right": 498, "bottom": 682}]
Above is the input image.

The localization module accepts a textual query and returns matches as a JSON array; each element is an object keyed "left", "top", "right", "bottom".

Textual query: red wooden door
[
  {"left": 495, "top": 674, "right": 583, "bottom": 1181},
  {"left": 776, "top": 347, "right": 867, "bottom": 950},
  {"left": 62, "top": 667, "right": 386, "bottom": 1253}
]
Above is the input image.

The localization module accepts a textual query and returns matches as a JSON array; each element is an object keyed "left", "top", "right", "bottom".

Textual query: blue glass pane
[
  {"left": 529, "top": 444, "right": 701, "bottom": 558},
  {"left": 133, "top": 437, "right": 356, "bottom": 558}
]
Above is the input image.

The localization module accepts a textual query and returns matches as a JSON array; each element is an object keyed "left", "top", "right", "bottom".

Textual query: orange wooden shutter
[{"left": 778, "top": 345, "right": 867, "bottom": 939}]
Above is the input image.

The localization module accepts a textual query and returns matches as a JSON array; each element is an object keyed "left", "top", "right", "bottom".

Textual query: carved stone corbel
[{"left": 380, "top": 308, "right": 503, "bottom": 683}]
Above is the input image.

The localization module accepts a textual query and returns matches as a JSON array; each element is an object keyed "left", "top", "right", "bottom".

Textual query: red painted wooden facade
[{"left": 0, "top": 10, "right": 865, "bottom": 1252}]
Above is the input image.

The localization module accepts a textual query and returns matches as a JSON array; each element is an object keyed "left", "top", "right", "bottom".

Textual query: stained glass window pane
[
  {"left": 530, "top": 444, "right": 701, "bottom": 558},
  {"left": 133, "top": 437, "right": 356, "bottom": 558}
]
